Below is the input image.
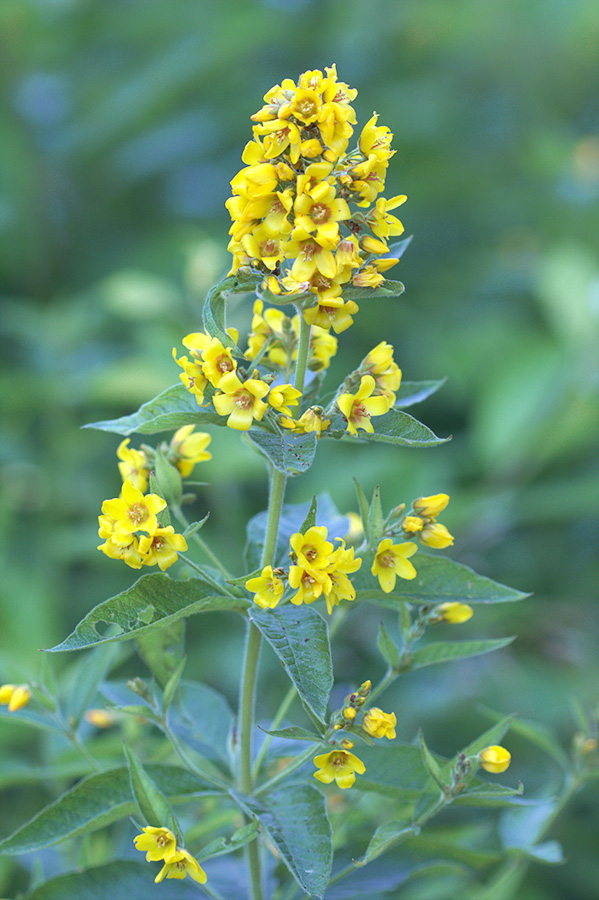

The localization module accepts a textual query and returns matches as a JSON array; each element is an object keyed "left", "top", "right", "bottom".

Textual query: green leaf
[
  {"left": 394, "top": 378, "right": 447, "bottom": 409},
  {"left": 46, "top": 574, "right": 248, "bottom": 652},
  {"left": 203, "top": 274, "right": 260, "bottom": 347},
  {"left": 326, "top": 407, "right": 449, "bottom": 448},
  {"left": 0, "top": 706, "right": 65, "bottom": 735},
  {"left": 249, "top": 605, "right": 332, "bottom": 724},
  {"left": 340, "top": 277, "right": 405, "bottom": 302},
  {"left": 169, "top": 680, "right": 234, "bottom": 765},
  {"left": 135, "top": 618, "right": 186, "bottom": 688},
  {"left": 161, "top": 655, "right": 187, "bottom": 711},
  {"left": 85, "top": 383, "right": 223, "bottom": 436},
  {"left": 197, "top": 821, "right": 258, "bottom": 862},
  {"left": 352, "top": 743, "right": 436, "bottom": 799},
  {"left": 354, "top": 554, "right": 528, "bottom": 606},
  {"left": 387, "top": 235, "right": 414, "bottom": 259},
  {"left": 509, "top": 841, "right": 564, "bottom": 865},
  {"left": 154, "top": 446, "right": 182, "bottom": 507},
  {"left": 231, "top": 784, "right": 332, "bottom": 898},
  {"left": 353, "top": 477, "right": 370, "bottom": 532},
  {"left": 148, "top": 470, "right": 171, "bottom": 527},
  {"left": 0, "top": 766, "right": 212, "bottom": 854},
  {"left": 419, "top": 729, "right": 447, "bottom": 789},
  {"left": 353, "top": 820, "right": 420, "bottom": 867},
  {"left": 377, "top": 621, "right": 401, "bottom": 669},
  {"left": 245, "top": 428, "right": 318, "bottom": 477},
  {"left": 23, "top": 861, "right": 203, "bottom": 900},
  {"left": 183, "top": 513, "right": 210, "bottom": 537},
  {"left": 258, "top": 725, "right": 322, "bottom": 742},
  {"left": 123, "top": 743, "right": 179, "bottom": 836},
  {"left": 479, "top": 707, "right": 570, "bottom": 770},
  {"left": 298, "top": 495, "right": 318, "bottom": 533},
  {"left": 366, "top": 484, "right": 384, "bottom": 544},
  {"left": 62, "top": 643, "right": 118, "bottom": 729},
  {"left": 453, "top": 783, "right": 525, "bottom": 808},
  {"left": 406, "top": 637, "right": 515, "bottom": 670},
  {"left": 456, "top": 714, "right": 515, "bottom": 765}
]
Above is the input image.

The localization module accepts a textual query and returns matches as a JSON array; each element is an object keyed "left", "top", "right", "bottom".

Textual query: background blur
[{"left": 1, "top": 0, "right": 598, "bottom": 897}]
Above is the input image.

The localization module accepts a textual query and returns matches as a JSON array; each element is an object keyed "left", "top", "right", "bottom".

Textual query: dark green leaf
[
  {"left": 231, "top": 784, "right": 332, "bottom": 898},
  {"left": 183, "top": 513, "right": 210, "bottom": 538},
  {"left": 258, "top": 725, "right": 322, "bottom": 743},
  {"left": 46, "top": 574, "right": 248, "bottom": 652},
  {"left": 419, "top": 729, "right": 446, "bottom": 789},
  {"left": 203, "top": 274, "right": 260, "bottom": 347},
  {"left": 245, "top": 428, "right": 318, "bottom": 477},
  {"left": 394, "top": 378, "right": 447, "bottom": 409},
  {"left": 62, "top": 643, "right": 118, "bottom": 728},
  {"left": 386, "top": 235, "right": 413, "bottom": 259},
  {"left": 326, "top": 407, "right": 449, "bottom": 448},
  {"left": 135, "top": 618, "right": 186, "bottom": 687},
  {"left": 407, "top": 637, "right": 515, "bottom": 670},
  {"left": 0, "top": 766, "right": 212, "bottom": 854},
  {"left": 23, "top": 861, "right": 203, "bottom": 900},
  {"left": 354, "top": 554, "right": 528, "bottom": 606},
  {"left": 377, "top": 621, "right": 400, "bottom": 669},
  {"left": 123, "top": 743, "right": 179, "bottom": 836},
  {"left": 249, "top": 605, "right": 332, "bottom": 724},
  {"left": 453, "top": 783, "right": 525, "bottom": 808},
  {"left": 149, "top": 470, "right": 171, "bottom": 527},
  {"left": 340, "top": 278, "right": 405, "bottom": 302},
  {"left": 299, "top": 495, "right": 318, "bottom": 534},
  {"left": 353, "top": 820, "right": 420, "bottom": 866},
  {"left": 84, "top": 383, "right": 223, "bottom": 436},
  {"left": 509, "top": 841, "right": 564, "bottom": 865},
  {"left": 169, "top": 680, "right": 233, "bottom": 765},
  {"left": 352, "top": 743, "right": 436, "bottom": 799},
  {"left": 353, "top": 477, "right": 370, "bottom": 532},
  {"left": 453, "top": 715, "right": 515, "bottom": 770},
  {"left": 197, "top": 821, "right": 258, "bottom": 862}
]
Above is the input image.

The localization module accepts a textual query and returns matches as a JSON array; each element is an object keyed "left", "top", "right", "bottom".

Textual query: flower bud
[
  {"left": 433, "top": 602, "right": 473, "bottom": 624},
  {"left": 420, "top": 522, "right": 454, "bottom": 548},
  {"left": 340, "top": 738, "right": 354, "bottom": 749},
  {"left": 343, "top": 706, "right": 356, "bottom": 721},
  {"left": 362, "top": 707, "right": 396, "bottom": 740},
  {"left": 8, "top": 685, "right": 31, "bottom": 713},
  {"left": 85, "top": 709, "right": 115, "bottom": 728},
  {"left": 413, "top": 493, "right": 449, "bottom": 518},
  {"left": 478, "top": 745, "right": 511, "bottom": 774}
]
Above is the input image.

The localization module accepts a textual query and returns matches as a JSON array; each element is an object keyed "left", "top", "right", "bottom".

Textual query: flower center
[
  {"left": 217, "top": 355, "right": 233, "bottom": 373},
  {"left": 128, "top": 503, "right": 147, "bottom": 526},
  {"left": 260, "top": 239, "right": 278, "bottom": 257},
  {"left": 380, "top": 552, "right": 394, "bottom": 568},
  {"left": 305, "top": 547, "right": 318, "bottom": 561},
  {"left": 311, "top": 203, "right": 330, "bottom": 223},
  {"left": 236, "top": 392, "right": 252, "bottom": 409}
]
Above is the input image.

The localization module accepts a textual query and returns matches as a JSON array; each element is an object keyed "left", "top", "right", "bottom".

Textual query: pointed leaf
[
  {"left": 123, "top": 744, "right": 179, "bottom": 836},
  {"left": 154, "top": 446, "right": 182, "bottom": 507},
  {"left": 299, "top": 495, "right": 318, "bottom": 534},
  {"left": 386, "top": 235, "right": 413, "bottom": 259},
  {"left": 0, "top": 766, "right": 212, "bottom": 854},
  {"left": 353, "top": 820, "right": 420, "bottom": 867},
  {"left": 203, "top": 274, "right": 260, "bottom": 347},
  {"left": 197, "top": 821, "right": 258, "bottom": 862},
  {"left": 85, "top": 383, "right": 224, "bottom": 436},
  {"left": 23, "top": 861, "right": 204, "bottom": 900},
  {"left": 366, "top": 484, "right": 384, "bottom": 544},
  {"left": 62, "top": 643, "right": 118, "bottom": 728},
  {"left": 161, "top": 656, "right": 187, "bottom": 711},
  {"left": 135, "top": 619, "right": 186, "bottom": 687},
  {"left": 245, "top": 429, "right": 318, "bottom": 477},
  {"left": 340, "top": 277, "right": 405, "bottom": 302},
  {"left": 183, "top": 513, "right": 210, "bottom": 538},
  {"left": 258, "top": 725, "right": 321, "bottom": 743},
  {"left": 456, "top": 714, "right": 515, "bottom": 766},
  {"left": 377, "top": 621, "right": 400, "bottom": 669},
  {"left": 394, "top": 378, "right": 447, "bottom": 409},
  {"left": 354, "top": 553, "right": 528, "bottom": 606},
  {"left": 479, "top": 708, "right": 570, "bottom": 770},
  {"left": 249, "top": 605, "right": 332, "bottom": 724},
  {"left": 46, "top": 574, "right": 249, "bottom": 652},
  {"left": 231, "top": 784, "right": 332, "bottom": 898},
  {"left": 407, "top": 637, "right": 515, "bottom": 670},
  {"left": 353, "top": 477, "right": 370, "bottom": 532},
  {"left": 326, "top": 407, "right": 449, "bottom": 448},
  {"left": 350, "top": 743, "right": 435, "bottom": 798},
  {"left": 168, "top": 680, "right": 234, "bottom": 765},
  {"left": 419, "top": 729, "right": 447, "bottom": 789}
]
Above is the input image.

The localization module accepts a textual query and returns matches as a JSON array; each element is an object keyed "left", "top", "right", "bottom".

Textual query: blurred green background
[{"left": 1, "top": 0, "right": 598, "bottom": 897}]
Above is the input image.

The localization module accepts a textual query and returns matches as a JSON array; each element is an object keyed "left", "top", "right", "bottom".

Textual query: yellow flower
[
  {"left": 290, "top": 526, "right": 334, "bottom": 570},
  {"left": 0, "top": 684, "right": 31, "bottom": 712},
  {"left": 337, "top": 375, "right": 391, "bottom": 436},
  {"left": 213, "top": 371, "right": 270, "bottom": 431},
  {"left": 245, "top": 566, "right": 285, "bottom": 609},
  {"left": 413, "top": 494, "right": 450, "bottom": 518},
  {"left": 362, "top": 707, "right": 397, "bottom": 740},
  {"left": 84, "top": 709, "right": 114, "bottom": 728},
  {"left": 138, "top": 526, "right": 188, "bottom": 571},
  {"left": 293, "top": 183, "right": 350, "bottom": 246},
  {"left": 371, "top": 538, "right": 417, "bottom": 592},
  {"left": 322, "top": 541, "right": 362, "bottom": 614},
  {"left": 478, "top": 745, "right": 511, "bottom": 774},
  {"left": 420, "top": 522, "right": 454, "bottom": 548},
  {"left": 242, "top": 225, "right": 293, "bottom": 271},
  {"left": 97, "top": 527, "right": 146, "bottom": 569},
  {"left": 133, "top": 826, "right": 177, "bottom": 862},
  {"left": 155, "top": 847, "right": 207, "bottom": 884},
  {"left": 352, "top": 266, "right": 385, "bottom": 289},
  {"left": 173, "top": 350, "right": 208, "bottom": 407},
  {"left": 434, "top": 602, "right": 473, "bottom": 624},
  {"left": 366, "top": 195, "right": 407, "bottom": 238},
  {"left": 200, "top": 338, "right": 237, "bottom": 388},
  {"left": 343, "top": 706, "right": 356, "bottom": 721},
  {"left": 267, "top": 383, "right": 302, "bottom": 417},
  {"left": 101, "top": 481, "right": 166, "bottom": 538},
  {"left": 116, "top": 439, "right": 149, "bottom": 492},
  {"left": 280, "top": 406, "right": 331, "bottom": 438},
  {"left": 169, "top": 425, "right": 212, "bottom": 477},
  {"left": 313, "top": 749, "right": 365, "bottom": 789},
  {"left": 288, "top": 565, "right": 329, "bottom": 605},
  {"left": 303, "top": 299, "right": 359, "bottom": 334},
  {"left": 307, "top": 325, "right": 338, "bottom": 371},
  {"left": 402, "top": 515, "right": 423, "bottom": 534}
]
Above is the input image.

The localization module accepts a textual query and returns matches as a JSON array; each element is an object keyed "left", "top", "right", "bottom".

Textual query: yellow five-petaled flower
[
  {"left": 133, "top": 826, "right": 207, "bottom": 885},
  {"left": 371, "top": 538, "right": 417, "bottom": 592},
  {"left": 313, "top": 749, "right": 366, "bottom": 789}
]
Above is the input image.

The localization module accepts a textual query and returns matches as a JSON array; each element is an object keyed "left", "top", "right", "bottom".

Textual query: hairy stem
[{"left": 293, "top": 307, "right": 311, "bottom": 394}]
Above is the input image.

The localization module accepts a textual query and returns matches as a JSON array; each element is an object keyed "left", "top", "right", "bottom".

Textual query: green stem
[
  {"left": 255, "top": 744, "right": 318, "bottom": 797},
  {"left": 68, "top": 730, "right": 100, "bottom": 772},
  {"left": 367, "top": 666, "right": 398, "bottom": 705},
  {"left": 293, "top": 306, "right": 311, "bottom": 394},
  {"left": 178, "top": 554, "right": 237, "bottom": 598},
  {"left": 162, "top": 722, "right": 230, "bottom": 790},
  {"left": 252, "top": 683, "right": 297, "bottom": 780},
  {"left": 172, "top": 505, "right": 234, "bottom": 580}
]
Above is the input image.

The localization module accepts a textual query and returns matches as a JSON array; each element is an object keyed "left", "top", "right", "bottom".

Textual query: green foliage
[
  {"left": 353, "top": 820, "right": 421, "bottom": 867},
  {"left": 245, "top": 428, "right": 318, "bottom": 476},
  {"left": 326, "top": 406, "right": 450, "bottom": 448},
  {"left": 408, "top": 637, "right": 516, "bottom": 670},
  {"left": 123, "top": 744, "right": 180, "bottom": 836},
  {"left": 47, "top": 574, "right": 248, "bottom": 652},
  {"left": 22, "top": 861, "right": 199, "bottom": 900},
  {"left": 135, "top": 619, "right": 186, "bottom": 688}
]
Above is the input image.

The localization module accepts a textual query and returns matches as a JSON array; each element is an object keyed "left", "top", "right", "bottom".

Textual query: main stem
[{"left": 293, "top": 306, "right": 311, "bottom": 393}]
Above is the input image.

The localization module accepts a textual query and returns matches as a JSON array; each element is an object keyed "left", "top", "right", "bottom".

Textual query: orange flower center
[
  {"left": 311, "top": 203, "right": 330, "bottom": 223},
  {"left": 217, "top": 355, "right": 234, "bottom": 373},
  {"left": 379, "top": 552, "right": 394, "bottom": 568},
  {"left": 236, "top": 392, "right": 252, "bottom": 410},
  {"left": 128, "top": 504, "right": 147, "bottom": 526}
]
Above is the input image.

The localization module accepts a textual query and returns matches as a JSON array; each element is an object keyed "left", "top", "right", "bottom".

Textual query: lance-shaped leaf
[
  {"left": 231, "top": 784, "right": 332, "bottom": 898},
  {"left": 249, "top": 605, "right": 333, "bottom": 724},
  {"left": 46, "top": 574, "right": 249, "bottom": 652},
  {"left": 124, "top": 743, "right": 179, "bottom": 836},
  {"left": 419, "top": 729, "right": 446, "bottom": 789},
  {"left": 394, "top": 378, "right": 447, "bottom": 409},
  {"left": 0, "top": 765, "right": 213, "bottom": 854},
  {"left": 23, "top": 861, "right": 202, "bottom": 900},
  {"left": 353, "top": 820, "right": 421, "bottom": 867},
  {"left": 258, "top": 725, "right": 322, "bottom": 743},
  {"left": 354, "top": 553, "right": 528, "bottom": 606},
  {"left": 85, "top": 383, "right": 223, "bottom": 436},
  {"left": 197, "top": 821, "right": 258, "bottom": 862},
  {"left": 326, "top": 407, "right": 449, "bottom": 448},
  {"left": 168, "top": 680, "right": 234, "bottom": 765},
  {"left": 350, "top": 743, "right": 436, "bottom": 799},
  {"left": 340, "top": 277, "right": 405, "bottom": 302},
  {"left": 405, "top": 637, "right": 515, "bottom": 670},
  {"left": 377, "top": 621, "right": 401, "bottom": 669},
  {"left": 203, "top": 274, "right": 261, "bottom": 347},
  {"left": 154, "top": 446, "right": 182, "bottom": 507},
  {"left": 245, "top": 428, "right": 318, "bottom": 477}
]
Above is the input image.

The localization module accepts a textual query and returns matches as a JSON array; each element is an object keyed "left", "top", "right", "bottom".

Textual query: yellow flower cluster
[
  {"left": 402, "top": 493, "right": 454, "bottom": 548},
  {"left": 98, "top": 480, "right": 187, "bottom": 570},
  {"left": 134, "top": 826, "right": 207, "bottom": 885},
  {"left": 245, "top": 525, "right": 362, "bottom": 615},
  {"left": 0, "top": 683, "right": 31, "bottom": 712},
  {"left": 247, "top": 299, "right": 338, "bottom": 373},
  {"left": 226, "top": 65, "right": 406, "bottom": 334}
]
